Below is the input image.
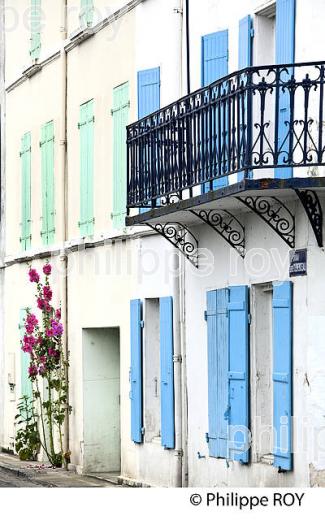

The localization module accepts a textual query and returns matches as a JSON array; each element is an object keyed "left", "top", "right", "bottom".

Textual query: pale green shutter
[
  {"left": 40, "top": 121, "right": 55, "bottom": 245},
  {"left": 30, "top": 0, "right": 41, "bottom": 59},
  {"left": 112, "top": 82, "right": 129, "bottom": 229},
  {"left": 79, "top": 100, "right": 94, "bottom": 237},
  {"left": 20, "top": 133, "right": 32, "bottom": 251},
  {"left": 19, "top": 309, "right": 33, "bottom": 399},
  {"left": 80, "top": 0, "right": 94, "bottom": 27}
]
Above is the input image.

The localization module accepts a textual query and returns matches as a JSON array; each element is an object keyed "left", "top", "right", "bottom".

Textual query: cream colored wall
[
  {"left": 5, "top": 57, "right": 63, "bottom": 257},
  {"left": 66, "top": 10, "right": 136, "bottom": 239}
]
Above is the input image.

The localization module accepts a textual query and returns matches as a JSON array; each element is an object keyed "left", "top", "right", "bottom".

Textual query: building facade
[{"left": 1, "top": 0, "right": 325, "bottom": 488}]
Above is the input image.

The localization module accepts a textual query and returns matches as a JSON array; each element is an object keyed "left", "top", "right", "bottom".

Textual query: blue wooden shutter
[
  {"left": 275, "top": 0, "right": 295, "bottom": 179},
  {"left": 206, "top": 289, "right": 229, "bottom": 458},
  {"left": 138, "top": 67, "right": 160, "bottom": 119},
  {"left": 202, "top": 30, "right": 229, "bottom": 190},
  {"left": 272, "top": 281, "right": 293, "bottom": 471},
  {"left": 228, "top": 286, "right": 250, "bottom": 463},
  {"left": 130, "top": 299, "right": 143, "bottom": 444},
  {"left": 138, "top": 68, "right": 160, "bottom": 213},
  {"left": 202, "top": 30, "right": 228, "bottom": 87},
  {"left": 160, "top": 297, "right": 175, "bottom": 449},
  {"left": 238, "top": 16, "right": 253, "bottom": 181}
]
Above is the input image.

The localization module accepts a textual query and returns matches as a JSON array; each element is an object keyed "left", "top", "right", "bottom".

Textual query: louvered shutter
[
  {"left": 40, "top": 121, "right": 55, "bottom": 245},
  {"left": 130, "top": 299, "right": 143, "bottom": 444},
  {"left": 272, "top": 281, "right": 293, "bottom": 471},
  {"left": 206, "top": 289, "right": 229, "bottom": 458},
  {"left": 30, "top": 0, "right": 41, "bottom": 59},
  {"left": 202, "top": 31, "right": 229, "bottom": 191},
  {"left": 228, "top": 285, "right": 250, "bottom": 463},
  {"left": 160, "top": 297, "right": 175, "bottom": 449},
  {"left": 20, "top": 133, "right": 32, "bottom": 251},
  {"left": 238, "top": 15, "right": 253, "bottom": 181},
  {"left": 275, "top": 0, "right": 296, "bottom": 179},
  {"left": 112, "top": 82, "right": 129, "bottom": 229},
  {"left": 79, "top": 100, "right": 94, "bottom": 237}
]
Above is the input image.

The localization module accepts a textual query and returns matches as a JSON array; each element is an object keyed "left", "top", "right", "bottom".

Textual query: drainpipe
[
  {"left": 59, "top": 0, "right": 69, "bottom": 468},
  {"left": 172, "top": 0, "right": 184, "bottom": 487}
]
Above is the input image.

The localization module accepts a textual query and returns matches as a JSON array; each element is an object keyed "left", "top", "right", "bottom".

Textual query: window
[
  {"left": 206, "top": 282, "right": 293, "bottom": 471},
  {"left": 40, "top": 121, "right": 55, "bottom": 245},
  {"left": 112, "top": 82, "right": 129, "bottom": 229},
  {"left": 80, "top": 0, "right": 94, "bottom": 28},
  {"left": 30, "top": 0, "right": 41, "bottom": 60},
  {"left": 78, "top": 99, "right": 94, "bottom": 237},
  {"left": 130, "top": 297, "right": 175, "bottom": 449},
  {"left": 20, "top": 132, "right": 32, "bottom": 251},
  {"left": 144, "top": 299, "right": 161, "bottom": 441},
  {"left": 206, "top": 286, "right": 250, "bottom": 463}
]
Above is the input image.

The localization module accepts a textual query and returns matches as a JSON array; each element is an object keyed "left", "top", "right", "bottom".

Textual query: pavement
[{"left": 0, "top": 453, "right": 123, "bottom": 488}]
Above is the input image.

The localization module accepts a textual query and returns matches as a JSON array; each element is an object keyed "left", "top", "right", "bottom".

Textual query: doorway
[{"left": 82, "top": 328, "right": 120, "bottom": 473}]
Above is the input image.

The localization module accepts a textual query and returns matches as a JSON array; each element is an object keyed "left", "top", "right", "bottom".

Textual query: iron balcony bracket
[
  {"left": 190, "top": 209, "right": 245, "bottom": 258},
  {"left": 147, "top": 222, "right": 199, "bottom": 268},
  {"left": 295, "top": 189, "right": 323, "bottom": 247},
  {"left": 236, "top": 195, "right": 295, "bottom": 248}
]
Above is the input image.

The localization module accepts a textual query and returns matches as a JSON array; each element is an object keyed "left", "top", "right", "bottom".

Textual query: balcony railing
[{"left": 127, "top": 61, "right": 325, "bottom": 209}]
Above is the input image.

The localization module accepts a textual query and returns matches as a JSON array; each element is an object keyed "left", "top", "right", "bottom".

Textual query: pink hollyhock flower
[
  {"left": 43, "top": 264, "right": 52, "bottom": 276},
  {"left": 37, "top": 298, "right": 45, "bottom": 310},
  {"left": 46, "top": 328, "right": 54, "bottom": 337},
  {"left": 28, "top": 268, "right": 40, "bottom": 283},
  {"left": 48, "top": 348, "right": 56, "bottom": 357},
  {"left": 39, "top": 356, "right": 46, "bottom": 364},
  {"left": 26, "top": 314, "right": 38, "bottom": 327},
  {"left": 25, "top": 323, "right": 35, "bottom": 334},
  {"left": 43, "top": 286, "right": 53, "bottom": 302},
  {"left": 28, "top": 365, "right": 38, "bottom": 377},
  {"left": 55, "top": 309, "right": 61, "bottom": 320},
  {"left": 23, "top": 335, "right": 37, "bottom": 351},
  {"left": 45, "top": 303, "right": 52, "bottom": 313}
]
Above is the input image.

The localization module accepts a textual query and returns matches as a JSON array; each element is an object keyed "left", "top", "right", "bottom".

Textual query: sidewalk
[{"left": 0, "top": 453, "right": 122, "bottom": 488}]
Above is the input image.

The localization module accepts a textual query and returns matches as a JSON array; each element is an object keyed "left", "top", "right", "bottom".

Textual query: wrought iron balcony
[{"left": 127, "top": 60, "right": 325, "bottom": 210}]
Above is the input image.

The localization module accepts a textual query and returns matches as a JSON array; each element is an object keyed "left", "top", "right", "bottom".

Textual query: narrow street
[{"left": 0, "top": 467, "right": 43, "bottom": 487}]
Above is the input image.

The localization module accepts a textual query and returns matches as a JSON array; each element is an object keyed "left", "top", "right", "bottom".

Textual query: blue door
[{"left": 275, "top": 0, "right": 296, "bottom": 179}]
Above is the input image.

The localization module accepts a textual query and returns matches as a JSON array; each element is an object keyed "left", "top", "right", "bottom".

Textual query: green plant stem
[{"left": 35, "top": 379, "right": 51, "bottom": 461}]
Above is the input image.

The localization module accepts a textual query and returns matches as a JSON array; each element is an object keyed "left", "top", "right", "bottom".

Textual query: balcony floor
[{"left": 126, "top": 176, "right": 325, "bottom": 227}]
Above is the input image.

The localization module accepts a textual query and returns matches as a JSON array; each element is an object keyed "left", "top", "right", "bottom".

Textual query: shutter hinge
[
  {"left": 204, "top": 310, "right": 207, "bottom": 321},
  {"left": 205, "top": 432, "right": 209, "bottom": 443},
  {"left": 140, "top": 320, "right": 144, "bottom": 329},
  {"left": 250, "top": 27, "right": 255, "bottom": 38},
  {"left": 174, "top": 449, "right": 184, "bottom": 458},
  {"left": 248, "top": 313, "right": 252, "bottom": 324},
  {"left": 141, "top": 426, "right": 145, "bottom": 435},
  {"left": 173, "top": 354, "right": 182, "bottom": 364}
]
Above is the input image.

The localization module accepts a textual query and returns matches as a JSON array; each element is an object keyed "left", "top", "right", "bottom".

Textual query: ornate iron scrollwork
[
  {"left": 295, "top": 189, "right": 323, "bottom": 247},
  {"left": 147, "top": 222, "right": 199, "bottom": 268},
  {"left": 236, "top": 196, "right": 295, "bottom": 248},
  {"left": 190, "top": 209, "right": 245, "bottom": 258}
]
